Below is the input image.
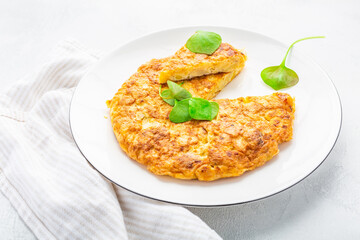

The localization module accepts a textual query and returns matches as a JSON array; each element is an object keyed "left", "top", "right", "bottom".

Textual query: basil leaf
[
  {"left": 163, "top": 98, "right": 175, "bottom": 106},
  {"left": 169, "top": 99, "right": 192, "bottom": 123},
  {"left": 186, "top": 30, "right": 222, "bottom": 55},
  {"left": 210, "top": 101, "right": 219, "bottom": 120},
  {"left": 189, "top": 98, "right": 212, "bottom": 120},
  {"left": 161, "top": 82, "right": 219, "bottom": 122},
  {"left": 160, "top": 89, "right": 173, "bottom": 99},
  {"left": 261, "top": 36, "right": 324, "bottom": 90},
  {"left": 159, "top": 86, "right": 176, "bottom": 106},
  {"left": 261, "top": 66, "right": 299, "bottom": 90},
  {"left": 167, "top": 80, "right": 192, "bottom": 100}
]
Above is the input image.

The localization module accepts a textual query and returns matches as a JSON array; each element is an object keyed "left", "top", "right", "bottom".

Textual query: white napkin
[{"left": 0, "top": 40, "right": 221, "bottom": 240}]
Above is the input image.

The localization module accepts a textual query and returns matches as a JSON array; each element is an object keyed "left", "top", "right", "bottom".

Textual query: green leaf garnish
[
  {"left": 161, "top": 81, "right": 219, "bottom": 123},
  {"left": 186, "top": 30, "right": 222, "bottom": 55},
  {"left": 210, "top": 102, "right": 219, "bottom": 120},
  {"left": 163, "top": 98, "right": 175, "bottom": 106},
  {"left": 261, "top": 36, "right": 325, "bottom": 90},
  {"left": 159, "top": 89, "right": 173, "bottom": 99},
  {"left": 189, "top": 98, "right": 212, "bottom": 120},
  {"left": 167, "top": 80, "right": 192, "bottom": 100},
  {"left": 261, "top": 66, "right": 299, "bottom": 91},
  {"left": 159, "top": 86, "right": 175, "bottom": 106},
  {"left": 169, "top": 99, "right": 192, "bottom": 123}
]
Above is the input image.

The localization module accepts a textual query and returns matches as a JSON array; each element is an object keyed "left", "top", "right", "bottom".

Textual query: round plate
[{"left": 70, "top": 26, "right": 342, "bottom": 207}]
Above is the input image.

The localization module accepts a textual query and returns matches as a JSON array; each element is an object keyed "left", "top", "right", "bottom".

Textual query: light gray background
[{"left": 1, "top": 0, "right": 359, "bottom": 239}]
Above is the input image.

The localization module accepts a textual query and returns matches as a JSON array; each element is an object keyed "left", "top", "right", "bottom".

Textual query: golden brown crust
[
  {"left": 158, "top": 43, "right": 247, "bottom": 83},
  {"left": 108, "top": 48, "right": 295, "bottom": 181}
]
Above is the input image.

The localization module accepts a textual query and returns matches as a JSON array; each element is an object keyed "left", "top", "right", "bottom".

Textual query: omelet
[
  {"left": 158, "top": 43, "right": 246, "bottom": 83},
  {"left": 107, "top": 45, "right": 295, "bottom": 181}
]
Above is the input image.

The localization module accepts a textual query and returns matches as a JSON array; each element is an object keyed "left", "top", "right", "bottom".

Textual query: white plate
[{"left": 70, "top": 26, "right": 342, "bottom": 207}]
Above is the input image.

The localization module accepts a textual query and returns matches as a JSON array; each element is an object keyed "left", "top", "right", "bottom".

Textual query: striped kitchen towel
[{"left": 0, "top": 40, "right": 221, "bottom": 240}]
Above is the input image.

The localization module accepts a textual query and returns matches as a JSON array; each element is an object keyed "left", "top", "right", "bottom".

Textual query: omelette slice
[
  {"left": 158, "top": 43, "right": 246, "bottom": 83},
  {"left": 181, "top": 71, "right": 241, "bottom": 100},
  {"left": 138, "top": 49, "right": 246, "bottom": 100}
]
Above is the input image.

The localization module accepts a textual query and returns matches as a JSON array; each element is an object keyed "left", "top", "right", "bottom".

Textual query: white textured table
[{"left": 1, "top": 0, "right": 359, "bottom": 239}]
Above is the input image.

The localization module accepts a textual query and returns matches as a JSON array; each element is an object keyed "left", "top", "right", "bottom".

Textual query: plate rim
[{"left": 69, "top": 25, "right": 343, "bottom": 207}]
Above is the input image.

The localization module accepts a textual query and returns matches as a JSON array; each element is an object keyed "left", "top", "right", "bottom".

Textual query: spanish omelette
[{"left": 107, "top": 44, "right": 295, "bottom": 181}]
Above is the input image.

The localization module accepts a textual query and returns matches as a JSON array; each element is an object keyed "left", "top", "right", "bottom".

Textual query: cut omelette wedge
[
  {"left": 138, "top": 51, "right": 246, "bottom": 100},
  {"left": 181, "top": 68, "right": 242, "bottom": 100},
  {"left": 158, "top": 43, "right": 247, "bottom": 83}
]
